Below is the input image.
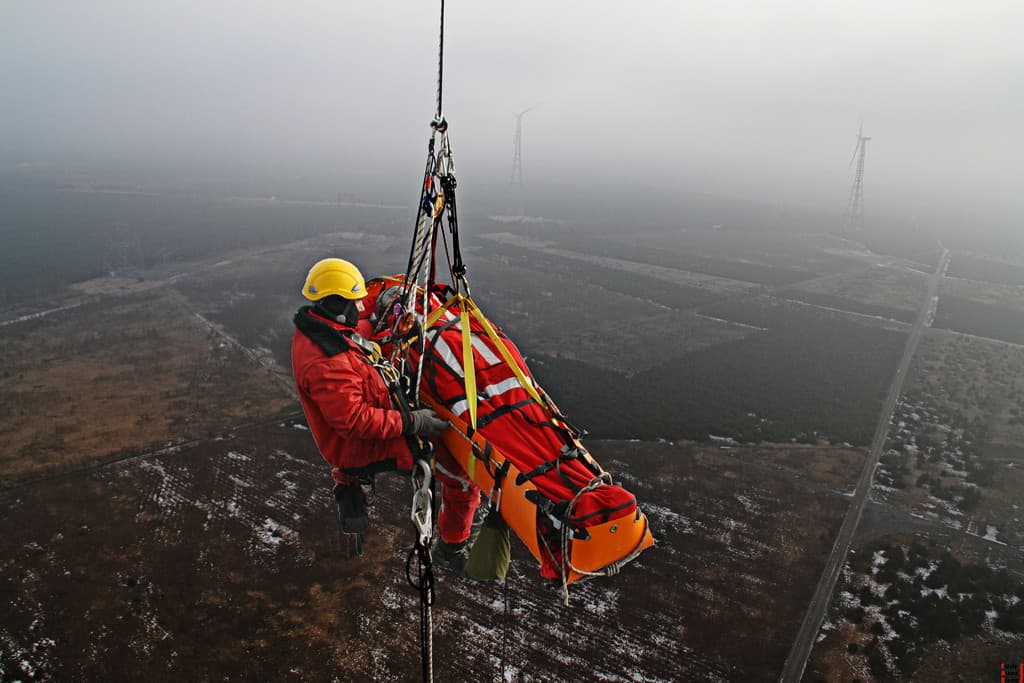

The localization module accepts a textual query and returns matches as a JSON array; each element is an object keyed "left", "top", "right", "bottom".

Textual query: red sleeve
[{"left": 303, "top": 353, "right": 406, "bottom": 439}]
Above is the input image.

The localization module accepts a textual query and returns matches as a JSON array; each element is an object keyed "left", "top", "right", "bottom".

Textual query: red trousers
[
  {"left": 333, "top": 439, "right": 479, "bottom": 544},
  {"left": 433, "top": 440, "right": 481, "bottom": 544}
]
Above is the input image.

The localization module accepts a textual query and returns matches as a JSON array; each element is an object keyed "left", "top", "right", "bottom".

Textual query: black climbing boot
[{"left": 433, "top": 539, "right": 469, "bottom": 576}]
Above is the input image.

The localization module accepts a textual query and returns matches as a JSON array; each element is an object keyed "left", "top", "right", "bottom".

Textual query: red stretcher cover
[{"left": 365, "top": 276, "right": 654, "bottom": 584}]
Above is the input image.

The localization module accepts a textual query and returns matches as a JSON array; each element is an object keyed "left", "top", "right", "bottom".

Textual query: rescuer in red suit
[{"left": 291, "top": 258, "right": 478, "bottom": 570}]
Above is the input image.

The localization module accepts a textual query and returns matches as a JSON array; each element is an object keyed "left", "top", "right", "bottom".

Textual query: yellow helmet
[{"left": 301, "top": 258, "right": 367, "bottom": 301}]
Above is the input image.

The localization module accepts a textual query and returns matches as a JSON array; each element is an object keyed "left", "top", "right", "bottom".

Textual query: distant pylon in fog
[
  {"left": 844, "top": 123, "right": 871, "bottom": 235},
  {"left": 511, "top": 108, "right": 532, "bottom": 216}
]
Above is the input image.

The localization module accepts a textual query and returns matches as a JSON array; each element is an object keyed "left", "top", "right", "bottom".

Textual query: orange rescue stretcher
[{"left": 366, "top": 276, "right": 655, "bottom": 586}]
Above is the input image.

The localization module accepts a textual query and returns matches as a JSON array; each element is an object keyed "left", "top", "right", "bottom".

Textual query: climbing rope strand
[
  {"left": 436, "top": 0, "right": 445, "bottom": 121},
  {"left": 412, "top": 269, "right": 432, "bottom": 404},
  {"left": 405, "top": 541, "right": 435, "bottom": 683},
  {"left": 419, "top": 549, "right": 434, "bottom": 683},
  {"left": 403, "top": 150, "right": 437, "bottom": 297},
  {"left": 400, "top": 4, "right": 446, "bottom": 682},
  {"left": 406, "top": 460, "right": 436, "bottom": 683},
  {"left": 501, "top": 569, "right": 512, "bottom": 681}
]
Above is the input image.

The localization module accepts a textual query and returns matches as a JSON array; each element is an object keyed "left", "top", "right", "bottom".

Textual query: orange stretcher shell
[
  {"left": 364, "top": 275, "right": 654, "bottom": 584},
  {"left": 426, "top": 400, "right": 655, "bottom": 584}
]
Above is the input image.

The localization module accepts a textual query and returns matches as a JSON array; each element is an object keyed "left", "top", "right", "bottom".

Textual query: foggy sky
[{"left": 3, "top": 1, "right": 1022, "bottom": 224}]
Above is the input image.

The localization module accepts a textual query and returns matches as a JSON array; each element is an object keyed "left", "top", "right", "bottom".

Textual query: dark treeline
[
  {"left": 486, "top": 243, "right": 718, "bottom": 309},
  {"left": 531, "top": 299, "right": 906, "bottom": 446},
  {"left": 780, "top": 290, "right": 917, "bottom": 323},
  {"left": 539, "top": 232, "right": 816, "bottom": 286},
  {"left": 0, "top": 188, "right": 404, "bottom": 303},
  {"left": 947, "top": 253, "right": 1024, "bottom": 287},
  {"left": 934, "top": 296, "right": 1024, "bottom": 345}
]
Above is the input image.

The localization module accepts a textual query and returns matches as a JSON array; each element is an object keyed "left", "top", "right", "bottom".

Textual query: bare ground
[
  {"left": 0, "top": 292, "right": 294, "bottom": 486},
  {"left": 0, "top": 423, "right": 855, "bottom": 682},
  {"left": 783, "top": 264, "right": 929, "bottom": 316}
]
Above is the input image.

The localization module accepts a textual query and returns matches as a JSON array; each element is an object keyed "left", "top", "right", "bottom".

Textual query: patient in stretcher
[{"left": 366, "top": 279, "right": 643, "bottom": 579}]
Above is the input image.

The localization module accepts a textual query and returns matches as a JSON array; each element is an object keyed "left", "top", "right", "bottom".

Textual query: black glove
[
  {"left": 334, "top": 484, "right": 368, "bottom": 535},
  {"left": 406, "top": 409, "right": 449, "bottom": 436}
]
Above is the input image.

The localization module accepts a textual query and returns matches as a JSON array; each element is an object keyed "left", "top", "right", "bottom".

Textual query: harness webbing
[
  {"left": 424, "top": 293, "right": 547, "bottom": 412},
  {"left": 459, "top": 304, "right": 477, "bottom": 428}
]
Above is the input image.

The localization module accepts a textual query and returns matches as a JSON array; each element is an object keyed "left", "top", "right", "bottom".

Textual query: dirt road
[{"left": 778, "top": 247, "right": 950, "bottom": 683}]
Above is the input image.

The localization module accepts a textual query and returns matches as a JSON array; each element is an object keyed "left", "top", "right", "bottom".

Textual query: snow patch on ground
[
  {"left": 227, "top": 474, "right": 252, "bottom": 488},
  {"left": 582, "top": 587, "right": 620, "bottom": 617},
  {"left": 642, "top": 503, "right": 694, "bottom": 537},
  {"left": 733, "top": 494, "right": 760, "bottom": 515},
  {"left": 252, "top": 517, "right": 297, "bottom": 553},
  {"left": 871, "top": 550, "right": 888, "bottom": 574}
]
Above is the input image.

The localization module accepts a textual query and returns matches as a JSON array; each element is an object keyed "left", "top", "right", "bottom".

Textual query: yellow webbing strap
[
  {"left": 465, "top": 297, "right": 546, "bottom": 408},
  {"left": 425, "top": 293, "right": 547, "bottom": 410},
  {"left": 424, "top": 292, "right": 459, "bottom": 328},
  {"left": 459, "top": 303, "right": 478, "bottom": 480},
  {"left": 423, "top": 293, "right": 479, "bottom": 478},
  {"left": 421, "top": 293, "right": 557, "bottom": 478},
  {"left": 459, "top": 303, "right": 478, "bottom": 430}
]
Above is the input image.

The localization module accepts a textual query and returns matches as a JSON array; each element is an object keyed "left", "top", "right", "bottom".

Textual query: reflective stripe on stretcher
[
  {"left": 451, "top": 376, "right": 527, "bottom": 418},
  {"left": 428, "top": 331, "right": 502, "bottom": 379}
]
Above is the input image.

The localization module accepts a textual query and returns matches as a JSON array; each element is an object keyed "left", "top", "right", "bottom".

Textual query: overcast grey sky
[{"left": 3, "top": 1, "right": 1022, "bottom": 222}]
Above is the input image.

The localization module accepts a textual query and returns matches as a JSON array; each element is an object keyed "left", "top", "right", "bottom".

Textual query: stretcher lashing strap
[
  {"left": 427, "top": 294, "right": 548, "bottom": 411},
  {"left": 422, "top": 292, "right": 559, "bottom": 480},
  {"left": 458, "top": 303, "right": 479, "bottom": 482},
  {"left": 464, "top": 297, "right": 545, "bottom": 409},
  {"left": 424, "top": 292, "right": 460, "bottom": 328},
  {"left": 458, "top": 303, "right": 477, "bottom": 429}
]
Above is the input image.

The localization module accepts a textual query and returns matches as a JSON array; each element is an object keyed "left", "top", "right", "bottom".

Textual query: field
[
  {"left": 934, "top": 296, "right": 1024, "bottom": 346},
  {"left": 805, "top": 324, "right": 1024, "bottom": 681},
  {"left": 947, "top": 253, "right": 1024, "bottom": 287},
  {"left": 871, "top": 331, "right": 1024, "bottom": 548},
  {"left": 0, "top": 430, "right": 853, "bottom": 682},
  {"left": 480, "top": 232, "right": 759, "bottom": 298},
  {"left": 531, "top": 304, "right": 906, "bottom": 446},
  {"left": 931, "top": 275, "right": 1024, "bottom": 345},
  {"left": 0, "top": 291, "right": 293, "bottom": 486},
  {"left": 781, "top": 264, "right": 927, "bottom": 323},
  {"left": 721, "top": 443, "right": 865, "bottom": 492},
  {"left": 3, "top": 170, "right": 1023, "bottom": 682},
  {"left": 531, "top": 226, "right": 873, "bottom": 285},
  {"left": 464, "top": 252, "right": 752, "bottom": 373},
  {"left": 0, "top": 210, "right": 872, "bottom": 681}
]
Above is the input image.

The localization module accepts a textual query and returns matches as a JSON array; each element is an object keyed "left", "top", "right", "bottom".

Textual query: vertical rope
[
  {"left": 436, "top": 0, "right": 445, "bottom": 120},
  {"left": 501, "top": 573, "right": 511, "bottom": 682}
]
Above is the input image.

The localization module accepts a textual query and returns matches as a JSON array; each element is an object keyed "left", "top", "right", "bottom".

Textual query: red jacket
[{"left": 291, "top": 307, "right": 413, "bottom": 484}]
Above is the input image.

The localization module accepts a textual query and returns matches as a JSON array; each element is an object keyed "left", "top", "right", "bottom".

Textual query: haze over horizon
[{"left": 3, "top": 1, "right": 1022, "bottom": 230}]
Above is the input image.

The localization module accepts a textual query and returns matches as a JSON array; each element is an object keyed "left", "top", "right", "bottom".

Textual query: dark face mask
[{"left": 315, "top": 295, "right": 360, "bottom": 327}]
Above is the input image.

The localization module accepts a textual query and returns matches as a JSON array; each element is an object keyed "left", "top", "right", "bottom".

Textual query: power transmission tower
[
  {"left": 844, "top": 123, "right": 871, "bottom": 235},
  {"left": 510, "top": 108, "right": 532, "bottom": 216}
]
